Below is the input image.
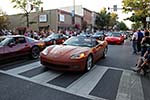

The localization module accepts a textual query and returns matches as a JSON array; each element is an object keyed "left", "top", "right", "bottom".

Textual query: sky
[{"left": 0, "top": 0, "right": 132, "bottom": 28}]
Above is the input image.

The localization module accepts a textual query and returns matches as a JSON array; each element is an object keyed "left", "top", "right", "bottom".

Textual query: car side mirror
[{"left": 8, "top": 42, "right": 15, "bottom": 47}]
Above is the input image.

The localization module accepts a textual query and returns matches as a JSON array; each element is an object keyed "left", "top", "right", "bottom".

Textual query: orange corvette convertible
[{"left": 40, "top": 36, "right": 108, "bottom": 72}]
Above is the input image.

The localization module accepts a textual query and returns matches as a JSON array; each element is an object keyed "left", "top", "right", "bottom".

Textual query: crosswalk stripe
[
  {"left": 116, "top": 70, "right": 144, "bottom": 100},
  {"left": 31, "top": 70, "right": 62, "bottom": 84},
  {"left": 6, "top": 61, "right": 41, "bottom": 74},
  {"left": 67, "top": 66, "right": 108, "bottom": 95},
  {"left": 1, "top": 61, "right": 145, "bottom": 100}
]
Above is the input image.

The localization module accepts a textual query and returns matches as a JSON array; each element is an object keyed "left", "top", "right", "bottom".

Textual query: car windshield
[
  {"left": 0, "top": 37, "right": 12, "bottom": 46},
  {"left": 112, "top": 32, "right": 121, "bottom": 37},
  {"left": 94, "top": 32, "right": 103, "bottom": 35},
  {"left": 26, "top": 37, "right": 38, "bottom": 43},
  {"left": 107, "top": 32, "right": 121, "bottom": 37},
  {"left": 47, "top": 33, "right": 60, "bottom": 39},
  {"left": 63, "top": 36, "right": 94, "bottom": 47}
]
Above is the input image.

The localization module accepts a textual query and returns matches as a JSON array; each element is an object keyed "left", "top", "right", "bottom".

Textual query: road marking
[
  {"left": 67, "top": 66, "right": 108, "bottom": 95},
  {"left": 6, "top": 61, "right": 41, "bottom": 74},
  {"left": 31, "top": 70, "right": 62, "bottom": 84},
  {"left": 116, "top": 70, "right": 144, "bottom": 100},
  {"left": 0, "top": 63, "right": 145, "bottom": 100}
]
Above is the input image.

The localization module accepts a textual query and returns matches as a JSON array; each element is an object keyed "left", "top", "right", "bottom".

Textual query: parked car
[
  {"left": 92, "top": 31, "right": 105, "bottom": 40},
  {"left": 40, "top": 36, "right": 108, "bottom": 72},
  {"left": 78, "top": 32, "right": 92, "bottom": 37},
  {"left": 0, "top": 35, "right": 45, "bottom": 62},
  {"left": 42, "top": 33, "right": 68, "bottom": 46},
  {"left": 105, "top": 32, "right": 124, "bottom": 44}
]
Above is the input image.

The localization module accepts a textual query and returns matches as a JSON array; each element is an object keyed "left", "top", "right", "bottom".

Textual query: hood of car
[
  {"left": 48, "top": 45, "right": 90, "bottom": 57},
  {"left": 105, "top": 36, "right": 121, "bottom": 40}
]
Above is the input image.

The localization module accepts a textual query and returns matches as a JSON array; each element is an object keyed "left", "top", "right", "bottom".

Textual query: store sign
[
  {"left": 39, "top": 14, "right": 47, "bottom": 22},
  {"left": 59, "top": 14, "right": 65, "bottom": 22}
]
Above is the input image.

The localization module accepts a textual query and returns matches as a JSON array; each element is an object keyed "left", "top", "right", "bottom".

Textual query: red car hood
[{"left": 47, "top": 45, "right": 90, "bottom": 58}]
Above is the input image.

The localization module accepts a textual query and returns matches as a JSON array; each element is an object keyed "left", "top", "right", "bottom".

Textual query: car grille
[{"left": 42, "top": 61, "right": 70, "bottom": 69}]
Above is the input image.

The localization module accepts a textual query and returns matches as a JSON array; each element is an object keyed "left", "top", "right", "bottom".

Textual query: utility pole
[{"left": 72, "top": 0, "right": 75, "bottom": 26}]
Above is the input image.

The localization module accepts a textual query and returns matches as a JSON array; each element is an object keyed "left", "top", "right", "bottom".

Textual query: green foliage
[
  {"left": 122, "top": 0, "right": 150, "bottom": 28},
  {"left": 0, "top": 9, "right": 9, "bottom": 29},
  {"left": 109, "top": 13, "right": 118, "bottom": 28},
  {"left": 10, "top": 0, "right": 43, "bottom": 27},
  {"left": 95, "top": 8, "right": 111, "bottom": 30},
  {"left": 10, "top": 0, "right": 43, "bottom": 13},
  {"left": 118, "top": 21, "right": 129, "bottom": 30},
  {"left": 132, "top": 22, "right": 143, "bottom": 30},
  {"left": 95, "top": 8, "right": 119, "bottom": 30}
]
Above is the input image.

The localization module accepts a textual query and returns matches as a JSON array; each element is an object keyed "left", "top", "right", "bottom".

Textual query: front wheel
[
  {"left": 85, "top": 55, "right": 93, "bottom": 72},
  {"left": 30, "top": 46, "right": 40, "bottom": 59}
]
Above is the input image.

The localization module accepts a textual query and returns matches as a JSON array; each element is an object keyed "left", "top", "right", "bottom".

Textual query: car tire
[
  {"left": 85, "top": 55, "right": 93, "bottom": 72},
  {"left": 30, "top": 46, "right": 40, "bottom": 59},
  {"left": 102, "top": 47, "right": 108, "bottom": 58}
]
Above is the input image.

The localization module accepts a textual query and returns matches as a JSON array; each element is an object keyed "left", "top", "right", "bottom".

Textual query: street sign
[
  {"left": 113, "top": 5, "right": 117, "bottom": 11},
  {"left": 146, "top": 17, "right": 150, "bottom": 22}
]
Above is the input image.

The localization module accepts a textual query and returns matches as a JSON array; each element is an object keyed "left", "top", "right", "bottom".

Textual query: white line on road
[
  {"left": 67, "top": 66, "right": 108, "bottom": 95},
  {"left": 6, "top": 61, "right": 41, "bottom": 74}
]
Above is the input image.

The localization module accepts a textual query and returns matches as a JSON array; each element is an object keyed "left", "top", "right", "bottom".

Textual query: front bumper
[{"left": 40, "top": 54, "right": 87, "bottom": 71}]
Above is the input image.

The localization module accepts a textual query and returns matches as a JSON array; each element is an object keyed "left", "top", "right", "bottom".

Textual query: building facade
[{"left": 8, "top": 9, "right": 82, "bottom": 34}]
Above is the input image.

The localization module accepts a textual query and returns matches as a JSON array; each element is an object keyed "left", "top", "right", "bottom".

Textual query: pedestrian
[
  {"left": 137, "top": 29, "right": 144, "bottom": 52},
  {"left": 141, "top": 30, "right": 150, "bottom": 56},
  {"left": 132, "top": 30, "right": 138, "bottom": 54}
]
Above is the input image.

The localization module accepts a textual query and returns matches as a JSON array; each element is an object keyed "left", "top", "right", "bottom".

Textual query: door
[
  {"left": 13, "top": 37, "right": 30, "bottom": 56},
  {"left": 93, "top": 41, "right": 104, "bottom": 60}
]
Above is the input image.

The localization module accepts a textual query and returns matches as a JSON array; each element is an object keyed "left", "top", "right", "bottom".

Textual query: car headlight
[
  {"left": 42, "top": 47, "right": 49, "bottom": 55},
  {"left": 70, "top": 53, "right": 85, "bottom": 59},
  {"left": 38, "top": 42, "right": 45, "bottom": 48}
]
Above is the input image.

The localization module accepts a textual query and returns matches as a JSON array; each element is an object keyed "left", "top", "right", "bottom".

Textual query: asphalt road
[
  {"left": 96, "top": 39, "right": 138, "bottom": 70},
  {"left": 0, "top": 39, "right": 149, "bottom": 100}
]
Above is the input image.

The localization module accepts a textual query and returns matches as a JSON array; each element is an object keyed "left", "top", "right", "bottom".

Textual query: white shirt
[{"left": 132, "top": 32, "right": 138, "bottom": 41}]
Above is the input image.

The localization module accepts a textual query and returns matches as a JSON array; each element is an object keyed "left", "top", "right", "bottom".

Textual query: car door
[
  {"left": 13, "top": 37, "right": 30, "bottom": 57},
  {"left": 93, "top": 41, "right": 104, "bottom": 60},
  {"left": 3, "top": 37, "right": 17, "bottom": 60},
  {"left": 0, "top": 46, "right": 5, "bottom": 61}
]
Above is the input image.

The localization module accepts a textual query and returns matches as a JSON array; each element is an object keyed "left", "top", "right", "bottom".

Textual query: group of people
[{"left": 131, "top": 29, "right": 150, "bottom": 75}]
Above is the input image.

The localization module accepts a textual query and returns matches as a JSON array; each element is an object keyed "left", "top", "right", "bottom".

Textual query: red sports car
[
  {"left": 0, "top": 35, "right": 45, "bottom": 62},
  {"left": 105, "top": 32, "right": 124, "bottom": 44},
  {"left": 40, "top": 36, "right": 108, "bottom": 72}
]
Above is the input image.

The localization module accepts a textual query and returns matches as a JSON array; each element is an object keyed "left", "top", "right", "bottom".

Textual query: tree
[
  {"left": 132, "top": 22, "right": 143, "bottom": 30},
  {"left": 122, "top": 0, "right": 150, "bottom": 28},
  {"left": 95, "top": 8, "right": 111, "bottom": 30},
  {"left": 109, "top": 12, "right": 118, "bottom": 29},
  {"left": 0, "top": 9, "right": 9, "bottom": 29},
  {"left": 10, "top": 0, "right": 43, "bottom": 28},
  {"left": 118, "top": 21, "right": 128, "bottom": 30}
]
